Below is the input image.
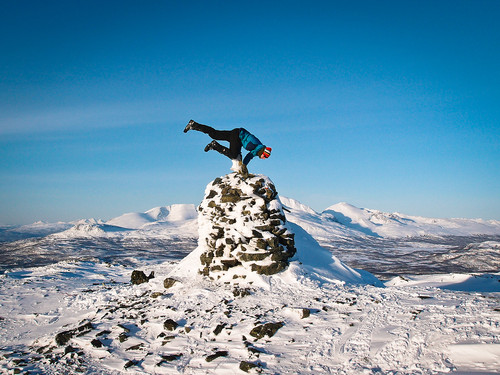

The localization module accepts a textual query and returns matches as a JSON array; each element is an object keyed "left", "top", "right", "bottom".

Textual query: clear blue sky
[{"left": 1, "top": 0, "right": 499, "bottom": 225}]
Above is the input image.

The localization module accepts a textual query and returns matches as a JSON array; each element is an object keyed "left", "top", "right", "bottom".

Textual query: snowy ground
[
  {"left": 0, "top": 259, "right": 499, "bottom": 374},
  {"left": 1, "top": 199, "right": 499, "bottom": 374}
]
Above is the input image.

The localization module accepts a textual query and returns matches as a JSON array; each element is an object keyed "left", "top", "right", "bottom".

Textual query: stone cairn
[{"left": 197, "top": 173, "right": 296, "bottom": 278}]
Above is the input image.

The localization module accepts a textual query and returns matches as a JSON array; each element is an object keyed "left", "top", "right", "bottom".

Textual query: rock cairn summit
[{"left": 197, "top": 173, "right": 296, "bottom": 278}]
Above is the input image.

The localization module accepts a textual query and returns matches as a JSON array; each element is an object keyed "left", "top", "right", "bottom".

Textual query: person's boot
[
  {"left": 204, "top": 140, "right": 219, "bottom": 152},
  {"left": 184, "top": 119, "right": 199, "bottom": 133}
]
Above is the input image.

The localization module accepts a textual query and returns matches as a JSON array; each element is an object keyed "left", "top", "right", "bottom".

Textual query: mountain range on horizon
[{"left": 3, "top": 197, "right": 499, "bottom": 243}]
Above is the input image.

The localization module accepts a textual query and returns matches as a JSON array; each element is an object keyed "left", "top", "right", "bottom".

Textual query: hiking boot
[
  {"left": 204, "top": 140, "right": 218, "bottom": 152},
  {"left": 184, "top": 119, "right": 197, "bottom": 133}
]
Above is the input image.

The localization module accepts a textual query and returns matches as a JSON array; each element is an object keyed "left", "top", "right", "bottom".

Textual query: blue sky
[{"left": 1, "top": 0, "right": 499, "bottom": 224}]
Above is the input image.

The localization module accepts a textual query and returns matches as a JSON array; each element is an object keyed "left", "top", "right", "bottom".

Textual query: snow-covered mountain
[
  {"left": 280, "top": 197, "right": 500, "bottom": 238},
  {"left": 324, "top": 201, "right": 500, "bottom": 237},
  {"left": 0, "top": 221, "right": 74, "bottom": 242},
  {"left": 106, "top": 204, "right": 197, "bottom": 229},
  {"left": 2, "top": 199, "right": 499, "bottom": 278},
  {"left": 3, "top": 200, "right": 499, "bottom": 243}
]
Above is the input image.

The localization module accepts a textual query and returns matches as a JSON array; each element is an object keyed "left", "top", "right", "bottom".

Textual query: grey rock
[
  {"left": 163, "top": 278, "right": 178, "bottom": 289},
  {"left": 249, "top": 322, "right": 284, "bottom": 340},
  {"left": 240, "top": 361, "right": 259, "bottom": 372},
  {"left": 131, "top": 270, "right": 154, "bottom": 285},
  {"left": 164, "top": 319, "right": 179, "bottom": 331},
  {"left": 205, "top": 350, "right": 228, "bottom": 362}
]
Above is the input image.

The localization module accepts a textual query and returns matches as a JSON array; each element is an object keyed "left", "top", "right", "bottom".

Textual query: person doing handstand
[{"left": 184, "top": 120, "right": 272, "bottom": 174}]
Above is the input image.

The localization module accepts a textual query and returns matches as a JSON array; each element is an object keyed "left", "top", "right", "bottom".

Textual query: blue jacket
[{"left": 239, "top": 128, "right": 265, "bottom": 165}]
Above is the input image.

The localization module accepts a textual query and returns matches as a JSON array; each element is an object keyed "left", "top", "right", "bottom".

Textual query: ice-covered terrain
[{"left": 1, "top": 187, "right": 499, "bottom": 374}]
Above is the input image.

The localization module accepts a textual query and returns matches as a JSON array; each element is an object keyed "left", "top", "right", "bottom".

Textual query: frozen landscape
[{"left": 0, "top": 173, "right": 499, "bottom": 374}]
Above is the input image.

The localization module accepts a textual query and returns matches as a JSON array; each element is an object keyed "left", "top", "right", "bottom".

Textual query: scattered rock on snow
[
  {"left": 163, "top": 277, "right": 178, "bottom": 289},
  {"left": 240, "top": 360, "right": 260, "bottom": 372},
  {"left": 55, "top": 322, "right": 94, "bottom": 346},
  {"left": 163, "top": 319, "right": 179, "bottom": 331},
  {"left": 124, "top": 359, "right": 139, "bottom": 369},
  {"left": 233, "top": 286, "right": 252, "bottom": 297},
  {"left": 213, "top": 323, "right": 227, "bottom": 336},
  {"left": 131, "top": 270, "right": 155, "bottom": 285},
  {"left": 90, "top": 339, "right": 103, "bottom": 348},
  {"left": 249, "top": 322, "right": 284, "bottom": 340},
  {"left": 301, "top": 308, "right": 311, "bottom": 319},
  {"left": 157, "top": 353, "right": 183, "bottom": 365},
  {"left": 205, "top": 350, "right": 228, "bottom": 362}
]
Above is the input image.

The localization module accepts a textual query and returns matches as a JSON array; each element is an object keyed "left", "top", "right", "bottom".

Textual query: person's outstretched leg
[
  {"left": 206, "top": 128, "right": 241, "bottom": 160},
  {"left": 185, "top": 120, "right": 243, "bottom": 160},
  {"left": 184, "top": 120, "right": 232, "bottom": 142},
  {"left": 204, "top": 140, "right": 232, "bottom": 158}
]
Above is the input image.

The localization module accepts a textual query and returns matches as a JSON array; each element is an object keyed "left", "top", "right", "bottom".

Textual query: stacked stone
[{"left": 197, "top": 173, "right": 296, "bottom": 277}]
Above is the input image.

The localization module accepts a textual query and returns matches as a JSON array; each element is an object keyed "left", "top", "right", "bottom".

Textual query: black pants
[{"left": 195, "top": 124, "right": 242, "bottom": 160}]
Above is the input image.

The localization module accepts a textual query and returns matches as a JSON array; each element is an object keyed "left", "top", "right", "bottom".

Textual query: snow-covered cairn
[{"left": 197, "top": 173, "right": 296, "bottom": 277}]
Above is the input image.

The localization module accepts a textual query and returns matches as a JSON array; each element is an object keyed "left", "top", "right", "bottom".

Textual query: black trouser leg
[
  {"left": 228, "top": 128, "right": 243, "bottom": 159},
  {"left": 196, "top": 125, "right": 242, "bottom": 160},
  {"left": 192, "top": 123, "right": 232, "bottom": 141},
  {"left": 207, "top": 141, "right": 230, "bottom": 159}
]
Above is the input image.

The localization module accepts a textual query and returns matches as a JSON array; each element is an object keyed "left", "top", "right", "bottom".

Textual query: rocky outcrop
[{"left": 197, "top": 173, "right": 296, "bottom": 277}]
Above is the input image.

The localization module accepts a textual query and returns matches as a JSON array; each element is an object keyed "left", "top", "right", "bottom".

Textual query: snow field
[{"left": 1, "top": 259, "right": 499, "bottom": 374}]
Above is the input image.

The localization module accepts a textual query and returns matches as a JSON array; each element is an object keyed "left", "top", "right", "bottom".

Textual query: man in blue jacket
[{"left": 184, "top": 120, "right": 272, "bottom": 169}]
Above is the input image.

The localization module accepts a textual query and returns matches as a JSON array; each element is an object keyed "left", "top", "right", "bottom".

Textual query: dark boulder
[
  {"left": 249, "top": 322, "right": 284, "bottom": 340},
  {"left": 163, "top": 278, "right": 178, "bottom": 289},
  {"left": 131, "top": 270, "right": 154, "bottom": 285}
]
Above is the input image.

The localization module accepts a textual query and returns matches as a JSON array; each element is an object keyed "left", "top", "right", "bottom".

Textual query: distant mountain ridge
[
  {"left": 106, "top": 204, "right": 197, "bottom": 229},
  {"left": 2, "top": 200, "right": 500, "bottom": 243},
  {"left": 280, "top": 197, "right": 500, "bottom": 238}
]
